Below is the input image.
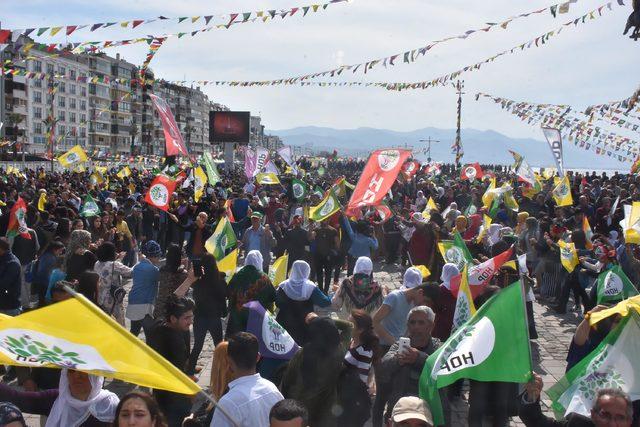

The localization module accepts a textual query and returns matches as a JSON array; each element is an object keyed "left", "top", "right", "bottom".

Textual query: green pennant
[
  {"left": 178, "top": 17, "right": 189, "bottom": 23},
  {"left": 37, "top": 28, "right": 50, "bottom": 37},
  {"left": 292, "top": 178, "right": 308, "bottom": 201},
  {"left": 202, "top": 152, "right": 221, "bottom": 185},
  {"left": 242, "top": 12, "right": 252, "bottom": 22}
]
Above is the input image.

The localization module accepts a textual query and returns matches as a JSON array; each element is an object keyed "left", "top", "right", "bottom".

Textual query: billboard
[{"left": 209, "top": 111, "right": 250, "bottom": 144}]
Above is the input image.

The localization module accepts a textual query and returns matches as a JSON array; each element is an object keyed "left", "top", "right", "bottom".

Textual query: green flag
[
  {"left": 419, "top": 282, "right": 532, "bottom": 425},
  {"left": 202, "top": 153, "right": 221, "bottom": 185},
  {"left": 312, "top": 186, "right": 324, "bottom": 198},
  {"left": 437, "top": 232, "right": 474, "bottom": 272},
  {"left": 309, "top": 189, "right": 340, "bottom": 222},
  {"left": 595, "top": 265, "right": 639, "bottom": 304},
  {"left": 292, "top": 178, "right": 308, "bottom": 201},
  {"left": 205, "top": 217, "right": 237, "bottom": 260},
  {"left": 80, "top": 194, "right": 101, "bottom": 217},
  {"left": 548, "top": 311, "right": 640, "bottom": 419}
]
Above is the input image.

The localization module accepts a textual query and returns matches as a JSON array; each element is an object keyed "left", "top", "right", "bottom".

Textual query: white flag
[
  {"left": 277, "top": 146, "right": 299, "bottom": 175},
  {"left": 542, "top": 127, "right": 564, "bottom": 177},
  {"left": 254, "top": 147, "right": 270, "bottom": 177}
]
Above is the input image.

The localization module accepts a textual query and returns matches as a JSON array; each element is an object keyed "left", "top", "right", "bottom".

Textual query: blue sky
[{"left": 4, "top": 0, "right": 640, "bottom": 143}]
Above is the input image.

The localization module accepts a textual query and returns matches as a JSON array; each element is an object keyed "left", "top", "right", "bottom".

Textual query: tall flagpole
[{"left": 454, "top": 80, "right": 465, "bottom": 170}]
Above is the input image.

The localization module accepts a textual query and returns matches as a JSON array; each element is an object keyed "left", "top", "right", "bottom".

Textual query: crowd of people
[{"left": 0, "top": 154, "right": 637, "bottom": 427}]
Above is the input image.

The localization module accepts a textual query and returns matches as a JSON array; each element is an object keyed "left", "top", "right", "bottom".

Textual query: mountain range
[{"left": 269, "top": 126, "right": 628, "bottom": 170}]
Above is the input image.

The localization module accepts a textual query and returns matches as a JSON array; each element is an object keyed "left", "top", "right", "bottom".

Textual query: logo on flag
[
  {"left": 319, "top": 196, "right": 336, "bottom": 217},
  {"left": 149, "top": 184, "right": 169, "bottom": 206},
  {"left": 377, "top": 150, "right": 401, "bottom": 171},
  {"left": 603, "top": 271, "right": 624, "bottom": 297},
  {"left": 0, "top": 329, "right": 114, "bottom": 372},
  {"left": 445, "top": 247, "right": 465, "bottom": 271},
  {"left": 464, "top": 166, "right": 477, "bottom": 180},
  {"left": 433, "top": 317, "right": 495, "bottom": 378},
  {"left": 244, "top": 301, "right": 299, "bottom": 360},
  {"left": 293, "top": 183, "right": 304, "bottom": 199}
]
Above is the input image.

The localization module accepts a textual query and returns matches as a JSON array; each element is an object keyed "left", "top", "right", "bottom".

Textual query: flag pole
[
  {"left": 517, "top": 274, "right": 534, "bottom": 380},
  {"left": 198, "top": 389, "right": 240, "bottom": 427}
]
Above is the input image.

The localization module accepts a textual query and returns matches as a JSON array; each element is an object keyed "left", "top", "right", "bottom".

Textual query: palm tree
[{"left": 5, "top": 113, "right": 24, "bottom": 159}]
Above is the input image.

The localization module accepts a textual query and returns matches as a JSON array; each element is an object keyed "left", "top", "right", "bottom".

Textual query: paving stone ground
[{"left": 19, "top": 261, "right": 582, "bottom": 426}]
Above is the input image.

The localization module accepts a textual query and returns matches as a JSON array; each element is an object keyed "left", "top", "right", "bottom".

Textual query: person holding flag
[{"left": 340, "top": 212, "right": 379, "bottom": 276}]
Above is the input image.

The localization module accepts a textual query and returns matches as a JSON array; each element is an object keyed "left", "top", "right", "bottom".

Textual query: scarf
[
  {"left": 280, "top": 260, "right": 316, "bottom": 301},
  {"left": 46, "top": 370, "right": 119, "bottom": 427}
]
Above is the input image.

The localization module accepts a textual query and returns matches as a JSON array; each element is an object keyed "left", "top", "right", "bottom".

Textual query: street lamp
[{"left": 419, "top": 137, "right": 440, "bottom": 163}]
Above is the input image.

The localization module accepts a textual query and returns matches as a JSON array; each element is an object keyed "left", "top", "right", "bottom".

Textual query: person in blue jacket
[{"left": 340, "top": 212, "right": 379, "bottom": 275}]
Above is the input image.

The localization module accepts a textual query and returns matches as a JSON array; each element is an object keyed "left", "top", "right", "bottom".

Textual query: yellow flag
[
  {"left": 414, "top": 265, "right": 431, "bottom": 280},
  {"left": 57, "top": 145, "right": 88, "bottom": 168},
  {"left": 482, "top": 178, "right": 497, "bottom": 208},
  {"left": 269, "top": 253, "right": 289, "bottom": 287},
  {"left": 89, "top": 173, "right": 104, "bottom": 186},
  {"left": 589, "top": 295, "right": 640, "bottom": 325},
  {"left": 255, "top": 172, "right": 280, "bottom": 185},
  {"left": 128, "top": 183, "right": 136, "bottom": 194},
  {"left": 37, "top": 193, "right": 47, "bottom": 212},
  {"left": 477, "top": 214, "right": 492, "bottom": 243},
  {"left": 558, "top": 240, "right": 579, "bottom": 272},
  {"left": 542, "top": 167, "right": 557, "bottom": 180},
  {"left": 117, "top": 166, "right": 131, "bottom": 179},
  {"left": 0, "top": 294, "right": 199, "bottom": 395},
  {"left": 552, "top": 175, "right": 573, "bottom": 207},
  {"left": 622, "top": 202, "right": 640, "bottom": 244},
  {"left": 73, "top": 164, "right": 86, "bottom": 173},
  {"left": 95, "top": 166, "right": 107, "bottom": 176},
  {"left": 422, "top": 197, "right": 438, "bottom": 220},
  {"left": 218, "top": 248, "right": 238, "bottom": 278},
  {"left": 194, "top": 166, "right": 208, "bottom": 202},
  {"left": 452, "top": 265, "right": 476, "bottom": 331}
]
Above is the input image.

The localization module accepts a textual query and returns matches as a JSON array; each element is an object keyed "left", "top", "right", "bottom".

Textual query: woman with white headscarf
[
  {"left": 226, "top": 250, "right": 276, "bottom": 336},
  {"left": 331, "top": 256, "right": 386, "bottom": 314},
  {"left": 0, "top": 368, "right": 119, "bottom": 426},
  {"left": 276, "top": 260, "right": 331, "bottom": 344},
  {"left": 432, "top": 263, "right": 459, "bottom": 341}
]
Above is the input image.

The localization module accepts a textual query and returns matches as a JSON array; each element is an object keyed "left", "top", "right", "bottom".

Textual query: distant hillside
[{"left": 269, "top": 126, "right": 627, "bottom": 170}]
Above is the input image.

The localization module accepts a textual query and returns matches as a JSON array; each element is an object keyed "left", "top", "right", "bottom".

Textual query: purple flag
[{"left": 244, "top": 301, "right": 300, "bottom": 360}]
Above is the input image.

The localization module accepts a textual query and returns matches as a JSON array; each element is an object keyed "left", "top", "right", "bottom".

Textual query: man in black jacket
[
  {"left": 148, "top": 295, "right": 195, "bottom": 427},
  {"left": 519, "top": 372, "right": 633, "bottom": 426},
  {"left": 0, "top": 238, "right": 22, "bottom": 316}
]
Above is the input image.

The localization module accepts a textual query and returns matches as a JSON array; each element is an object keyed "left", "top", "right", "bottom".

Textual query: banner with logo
[
  {"left": 193, "top": 166, "right": 208, "bottom": 202},
  {"left": 278, "top": 146, "right": 299, "bottom": 175},
  {"left": 144, "top": 175, "right": 177, "bottom": 211},
  {"left": 346, "top": 149, "right": 411, "bottom": 215},
  {"left": 310, "top": 189, "right": 340, "bottom": 222},
  {"left": 244, "top": 301, "right": 299, "bottom": 360},
  {"left": 449, "top": 246, "right": 514, "bottom": 298},
  {"left": 149, "top": 94, "right": 188, "bottom": 157},
  {"left": 6, "top": 197, "right": 30, "bottom": 240},
  {"left": 255, "top": 147, "right": 270, "bottom": 177},
  {"left": 549, "top": 311, "right": 640, "bottom": 419},
  {"left": 205, "top": 217, "right": 237, "bottom": 260},
  {"left": 542, "top": 127, "right": 564, "bottom": 176},
  {"left": 460, "top": 163, "right": 483, "bottom": 181},
  {"left": 596, "top": 266, "right": 639, "bottom": 305},
  {"left": 292, "top": 178, "right": 308, "bottom": 201},
  {"left": 419, "top": 282, "right": 532, "bottom": 425},
  {"left": 57, "top": 145, "right": 88, "bottom": 168}
]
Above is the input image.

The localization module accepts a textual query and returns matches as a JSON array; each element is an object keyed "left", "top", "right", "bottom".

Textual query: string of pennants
[
  {"left": 587, "top": 85, "right": 640, "bottom": 118},
  {"left": 475, "top": 92, "right": 640, "bottom": 152},
  {"left": 166, "top": 0, "right": 622, "bottom": 91},
  {"left": 476, "top": 93, "right": 639, "bottom": 163},
  {"left": 5, "top": 0, "right": 607, "bottom": 75},
  {"left": 0, "top": 0, "right": 349, "bottom": 40}
]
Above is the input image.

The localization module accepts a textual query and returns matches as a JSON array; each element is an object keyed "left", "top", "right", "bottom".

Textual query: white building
[{"left": 25, "top": 50, "right": 90, "bottom": 154}]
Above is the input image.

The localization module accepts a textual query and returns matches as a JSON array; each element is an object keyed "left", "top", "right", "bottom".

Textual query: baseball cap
[
  {"left": 251, "top": 211, "right": 264, "bottom": 219},
  {"left": 391, "top": 397, "right": 433, "bottom": 425}
]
